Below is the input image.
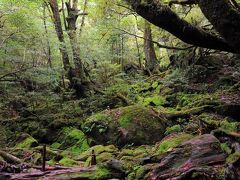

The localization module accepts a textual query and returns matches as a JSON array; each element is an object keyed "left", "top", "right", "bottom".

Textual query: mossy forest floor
[{"left": 0, "top": 57, "right": 240, "bottom": 179}]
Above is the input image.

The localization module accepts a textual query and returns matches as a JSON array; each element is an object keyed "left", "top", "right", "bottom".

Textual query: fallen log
[
  {"left": 1, "top": 166, "right": 96, "bottom": 180},
  {"left": 148, "top": 134, "right": 226, "bottom": 179},
  {"left": 0, "top": 151, "right": 22, "bottom": 164}
]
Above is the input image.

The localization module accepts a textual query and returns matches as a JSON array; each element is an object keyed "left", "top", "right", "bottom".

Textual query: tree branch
[
  {"left": 198, "top": 0, "right": 240, "bottom": 53},
  {"left": 125, "top": 0, "right": 236, "bottom": 53},
  {"left": 117, "top": 28, "right": 194, "bottom": 50}
]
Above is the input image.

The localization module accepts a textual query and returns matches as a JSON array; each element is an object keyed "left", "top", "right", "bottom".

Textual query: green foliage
[
  {"left": 227, "top": 152, "right": 240, "bottom": 163},
  {"left": 220, "top": 143, "right": 232, "bottom": 155},
  {"left": 220, "top": 121, "right": 239, "bottom": 132},
  {"left": 82, "top": 113, "right": 110, "bottom": 134},
  {"left": 165, "top": 125, "right": 181, "bottom": 135},
  {"left": 142, "top": 95, "right": 167, "bottom": 106}
]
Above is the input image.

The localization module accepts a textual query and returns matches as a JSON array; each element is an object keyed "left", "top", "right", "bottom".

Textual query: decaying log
[
  {"left": 0, "top": 151, "right": 22, "bottom": 164},
  {"left": 148, "top": 134, "right": 226, "bottom": 179},
  {"left": 1, "top": 166, "right": 96, "bottom": 180}
]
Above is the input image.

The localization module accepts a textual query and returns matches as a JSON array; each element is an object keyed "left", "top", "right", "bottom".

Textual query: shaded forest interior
[{"left": 0, "top": 0, "right": 240, "bottom": 179}]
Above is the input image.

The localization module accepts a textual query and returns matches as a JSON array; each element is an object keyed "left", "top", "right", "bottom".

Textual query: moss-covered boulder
[
  {"left": 55, "top": 127, "right": 90, "bottom": 154},
  {"left": 15, "top": 133, "right": 38, "bottom": 149},
  {"left": 76, "top": 145, "right": 118, "bottom": 163},
  {"left": 82, "top": 105, "right": 168, "bottom": 147}
]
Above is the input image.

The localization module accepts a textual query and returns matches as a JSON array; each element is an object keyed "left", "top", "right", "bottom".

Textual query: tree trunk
[
  {"left": 125, "top": 0, "right": 236, "bottom": 53},
  {"left": 144, "top": 20, "right": 158, "bottom": 72},
  {"left": 134, "top": 16, "right": 142, "bottom": 68},
  {"left": 48, "top": 0, "right": 71, "bottom": 71},
  {"left": 198, "top": 0, "right": 240, "bottom": 53},
  {"left": 42, "top": 4, "right": 52, "bottom": 68},
  {"left": 65, "top": 0, "right": 88, "bottom": 97}
]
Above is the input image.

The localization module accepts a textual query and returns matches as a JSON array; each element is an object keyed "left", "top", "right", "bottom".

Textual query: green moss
[
  {"left": 157, "top": 133, "right": 194, "bottom": 154},
  {"left": 59, "top": 127, "right": 90, "bottom": 154},
  {"left": 220, "top": 121, "right": 239, "bottom": 132},
  {"left": 119, "top": 115, "right": 131, "bottom": 128},
  {"left": 121, "top": 156, "right": 139, "bottom": 172},
  {"left": 77, "top": 145, "right": 118, "bottom": 161},
  {"left": 50, "top": 142, "right": 61, "bottom": 149},
  {"left": 226, "top": 152, "right": 240, "bottom": 163},
  {"left": 47, "top": 159, "right": 56, "bottom": 166},
  {"left": 83, "top": 152, "right": 115, "bottom": 167},
  {"left": 83, "top": 105, "right": 167, "bottom": 146},
  {"left": 119, "top": 146, "right": 152, "bottom": 159},
  {"left": 176, "top": 92, "right": 220, "bottom": 109},
  {"left": 82, "top": 113, "right": 110, "bottom": 133},
  {"left": 199, "top": 114, "right": 240, "bottom": 132},
  {"left": 134, "top": 146, "right": 151, "bottom": 156},
  {"left": 97, "top": 152, "right": 114, "bottom": 162},
  {"left": 135, "top": 165, "right": 146, "bottom": 179},
  {"left": 15, "top": 136, "right": 38, "bottom": 149},
  {"left": 75, "top": 166, "right": 111, "bottom": 179},
  {"left": 90, "top": 166, "right": 111, "bottom": 179},
  {"left": 59, "top": 157, "right": 79, "bottom": 166},
  {"left": 165, "top": 125, "right": 181, "bottom": 135},
  {"left": 117, "top": 105, "right": 164, "bottom": 129},
  {"left": 220, "top": 143, "right": 232, "bottom": 155}
]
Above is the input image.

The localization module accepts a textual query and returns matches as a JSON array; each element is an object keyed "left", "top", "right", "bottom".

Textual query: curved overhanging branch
[
  {"left": 198, "top": 0, "right": 240, "bottom": 53},
  {"left": 125, "top": 0, "right": 236, "bottom": 53}
]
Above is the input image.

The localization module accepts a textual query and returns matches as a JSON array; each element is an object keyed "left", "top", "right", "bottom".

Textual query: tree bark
[
  {"left": 125, "top": 0, "right": 236, "bottom": 53},
  {"left": 198, "top": 0, "right": 240, "bottom": 53},
  {"left": 42, "top": 4, "right": 52, "bottom": 68},
  {"left": 65, "top": 0, "right": 88, "bottom": 97},
  {"left": 48, "top": 0, "right": 71, "bottom": 71},
  {"left": 144, "top": 20, "right": 158, "bottom": 71}
]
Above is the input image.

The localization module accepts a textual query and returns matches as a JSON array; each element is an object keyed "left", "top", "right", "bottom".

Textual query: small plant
[{"left": 164, "top": 125, "right": 181, "bottom": 135}]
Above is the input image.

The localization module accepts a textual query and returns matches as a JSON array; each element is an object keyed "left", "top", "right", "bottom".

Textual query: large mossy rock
[
  {"left": 82, "top": 105, "right": 168, "bottom": 147},
  {"left": 53, "top": 127, "right": 90, "bottom": 154},
  {"left": 15, "top": 133, "right": 38, "bottom": 149},
  {"left": 147, "top": 134, "right": 226, "bottom": 179}
]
